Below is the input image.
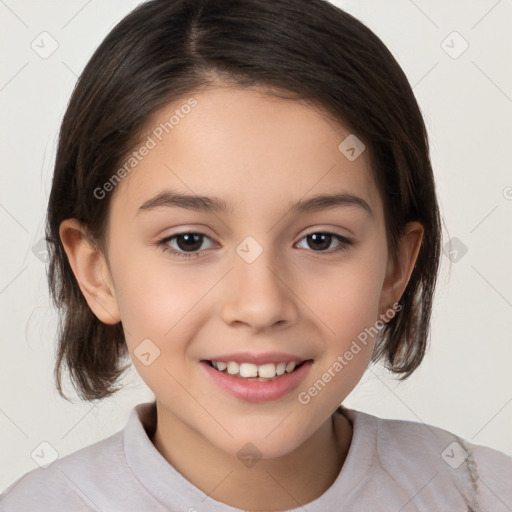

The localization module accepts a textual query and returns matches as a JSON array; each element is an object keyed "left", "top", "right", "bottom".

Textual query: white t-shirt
[{"left": 1, "top": 401, "right": 511, "bottom": 511}]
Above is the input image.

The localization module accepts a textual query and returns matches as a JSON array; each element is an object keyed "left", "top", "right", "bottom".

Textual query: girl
[{"left": 1, "top": 0, "right": 511, "bottom": 510}]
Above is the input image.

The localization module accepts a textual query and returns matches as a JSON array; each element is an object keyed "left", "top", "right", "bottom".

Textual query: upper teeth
[{"left": 212, "top": 361, "right": 299, "bottom": 378}]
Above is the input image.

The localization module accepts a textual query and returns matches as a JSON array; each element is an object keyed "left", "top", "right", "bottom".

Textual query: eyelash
[{"left": 157, "top": 231, "right": 354, "bottom": 260}]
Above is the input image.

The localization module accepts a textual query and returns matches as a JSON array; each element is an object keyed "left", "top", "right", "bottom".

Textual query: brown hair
[{"left": 46, "top": 0, "right": 441, "bottom": 401}]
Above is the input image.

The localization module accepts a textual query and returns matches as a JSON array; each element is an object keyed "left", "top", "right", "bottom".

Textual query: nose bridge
[{"left": 220, "top": 235, "right": 297, "bottom": 329}]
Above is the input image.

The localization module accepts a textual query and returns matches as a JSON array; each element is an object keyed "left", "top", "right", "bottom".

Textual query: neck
[{"left": 151, "top": 404, "right": 352, "bottom": 511}]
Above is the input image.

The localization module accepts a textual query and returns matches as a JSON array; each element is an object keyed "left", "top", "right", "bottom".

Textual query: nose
[{"left": 220, "top": 246, "right": 299, "bottom": 331}]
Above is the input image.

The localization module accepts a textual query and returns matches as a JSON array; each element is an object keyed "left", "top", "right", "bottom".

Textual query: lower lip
[{"left": 199, "top": 360, "right": 313, "bottom": 403}]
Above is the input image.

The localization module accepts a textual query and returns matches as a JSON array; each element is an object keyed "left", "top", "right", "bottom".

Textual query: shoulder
[
  {"left": 0, "top": 430, "right": 125, "bottom": 512},
  {"left": 344, "top": 408, "right": 512, "bottom": 510},
  {"left": 470, "top": 441, "right": 512, "bottom": 510}
]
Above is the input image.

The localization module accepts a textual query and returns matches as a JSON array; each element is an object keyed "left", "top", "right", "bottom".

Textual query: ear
[
  {"left": 378, "top": 221, "right": 424, "bottom": 316},
  {"left": 59, "top": 219, "right": 121, "bottom": 325}
]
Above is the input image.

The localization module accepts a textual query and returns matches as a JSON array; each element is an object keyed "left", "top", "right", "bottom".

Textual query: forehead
[{"left": 110, "top": 85, "right": 382, "bottom": 221}]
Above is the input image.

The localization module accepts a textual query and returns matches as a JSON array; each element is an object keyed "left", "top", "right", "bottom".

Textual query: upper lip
[{"left": 202, "top": 351, "right": 312, "bottom": 365}]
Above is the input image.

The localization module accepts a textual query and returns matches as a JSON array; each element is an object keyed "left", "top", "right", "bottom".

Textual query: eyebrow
[{"left": 137, "top": 189, "right": 373, "bottom": 217}]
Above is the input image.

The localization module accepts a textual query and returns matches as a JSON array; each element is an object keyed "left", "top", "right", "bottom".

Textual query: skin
[{"left": 60, "top": 84, "right": 423, "bottom": 511}]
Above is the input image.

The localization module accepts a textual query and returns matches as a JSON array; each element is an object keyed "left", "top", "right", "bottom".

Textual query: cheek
[
  {"left": 300, "top": 257, "right": 385, "bottom": 403},
  {"left": 111, "top": 253, "right": 218, "bottom": 378},
  {"left": 111, "top": 262, "right": 199, "bottom": 393},
  {"left": 109, "top": 250, "right": 191, "bottom": 345},
  {"left": 302, "top": 248, "right": 386, "bottom": 334}
]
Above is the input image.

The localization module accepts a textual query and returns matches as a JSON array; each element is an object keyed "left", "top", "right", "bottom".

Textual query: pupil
[
  {"left": 308, "top": 233, "right": 331, "bottom": 251},
  {"left": 177, "top": 233, "right": 202, "bottom": 252}
]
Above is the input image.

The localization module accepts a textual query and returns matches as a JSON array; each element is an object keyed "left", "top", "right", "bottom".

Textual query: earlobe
[
  {"left": 379, "top": 221, "right": 424, "bottom": 314},
  {"left": 59, "top": 219, "right": 121, "bottom": 325}
]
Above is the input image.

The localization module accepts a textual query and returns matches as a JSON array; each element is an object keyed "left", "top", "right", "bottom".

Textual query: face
[{"left": 99, "top": 85, "right": 397, "bottom": 458}]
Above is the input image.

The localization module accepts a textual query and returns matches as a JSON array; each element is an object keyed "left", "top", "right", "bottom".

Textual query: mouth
[{"left": 199, "top": 358, "right": 315, "bottom": 402}]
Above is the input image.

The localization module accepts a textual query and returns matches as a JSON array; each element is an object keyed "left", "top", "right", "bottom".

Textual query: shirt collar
[{"left": 123, "top": 401, "right": 376, "bottom": 511}]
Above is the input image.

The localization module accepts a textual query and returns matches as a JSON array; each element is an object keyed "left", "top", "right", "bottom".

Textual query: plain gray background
[{"left": 1, "top": 0, "right": 511, "bottom": 492}]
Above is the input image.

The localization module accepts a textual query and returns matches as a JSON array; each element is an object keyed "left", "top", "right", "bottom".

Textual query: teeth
[
  {"left": 285, "top": 362, "right": 296, "bottom": 373},
  {"left": 212, "top": 360, "right": 300, "bottom": 379},
  {"left": 216, "top": 361, "right": 227, "bottom": 371}
]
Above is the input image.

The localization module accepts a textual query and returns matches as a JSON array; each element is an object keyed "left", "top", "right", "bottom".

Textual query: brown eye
[
  {"left": 296, "top": 232, "right": 352, "bottom": 253},
  {"left": 158, "top": 232, "right": 215, "bottom": 259}
]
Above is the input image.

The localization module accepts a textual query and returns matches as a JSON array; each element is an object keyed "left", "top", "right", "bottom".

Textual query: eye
[
  {"left": 157, "top": 230, "right": 354, "bottom": 260},
  {"left": 296, "top": 232, "right": 353, "bottom": 254},
  {"left": 158, "top": 232, "right": 215, "bottom": 259}
]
